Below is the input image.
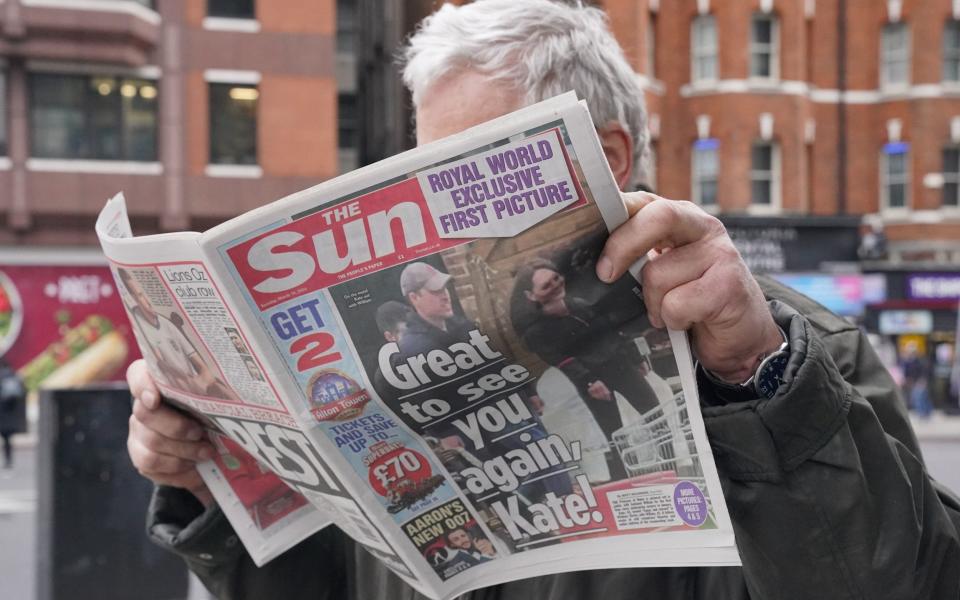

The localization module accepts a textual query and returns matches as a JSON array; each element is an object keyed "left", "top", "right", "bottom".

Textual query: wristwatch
[
  {"left": 743, "top": 329, "right": 790, "bottom": 399},
  {"left": 701, "top": 327, "right": 790, "bottom": 400}
]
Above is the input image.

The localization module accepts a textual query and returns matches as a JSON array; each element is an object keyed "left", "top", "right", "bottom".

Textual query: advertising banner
[{"left": 0, "top": 264, "right": 140, "bottom": 390}]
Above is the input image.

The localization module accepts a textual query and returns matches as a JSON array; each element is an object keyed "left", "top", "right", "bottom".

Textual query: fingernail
[
  {"left": 187, "top": 428, "right": 204, "bottom": 441},
  {"left": 198, "top": 447, "right": 214, "bottom": 461},
  {"left": 596, "top": 256, "right": 613, "bottom": 282},
  {"left": 142, "top": 390, "right": 158, "bottom": 409}
]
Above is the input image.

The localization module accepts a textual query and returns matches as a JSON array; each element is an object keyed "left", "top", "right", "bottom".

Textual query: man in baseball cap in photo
[{"left": 400, "top": 262, "right": 455, "bottom": 333}]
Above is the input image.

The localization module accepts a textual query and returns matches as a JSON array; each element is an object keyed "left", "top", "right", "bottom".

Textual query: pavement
[
  {"left": 0, "top": 448, "right": 37, "bottom": 600},
  {"left": 909, "top": 411, "right": 960, "bottom": 442},
  {"left": 10, "top": 432, "right": 36, "bottom": 449}
]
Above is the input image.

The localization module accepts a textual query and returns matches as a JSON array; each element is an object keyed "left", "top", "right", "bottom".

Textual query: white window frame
[
  {"left": 749, "top": 13, "right": 779, "bottom": 80},
  {"left": 881, "top": 143, "right": 911, "bottom": 213},
  {"left": 942, "top": 145, "right": 960, "bottom": 211},
  {"left": 881, "top": 22, "right": 910, "bottom": 89},
  {"left": 691, "top": 15, "right": 718, "bottom": 83},
  {"left": 944, "top": 20, "right": 960, "bottom": 83},
  {"left": 749, "top": 141, "right": 781, "bottom": 214},
  {"left": 203, "top": 17, "right": 261, "bottom": 32},
  {"left": 206, "top": 80, "right": 260, "bottom": 171},
  {"left": 19, "top": 0, "right": 160, "bottom": 25},
  {"left": 21, "top": 63, "right": 161, "bottom": 172},
  {"left": 27, "top": 70, "right": 161, "bottom": 164},
  {"left": 692, "top": 139, "right": 719, "bottom": 209}
]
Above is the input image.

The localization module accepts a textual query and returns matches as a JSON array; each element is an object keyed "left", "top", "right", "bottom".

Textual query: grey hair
[{"left": 400, "top": 0, "right": 650, "bottom": 188}]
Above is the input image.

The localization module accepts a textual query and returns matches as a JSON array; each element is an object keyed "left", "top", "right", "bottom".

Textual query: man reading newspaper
[{"left": 127, "top": 1, "right": 960, "bottom": 598}]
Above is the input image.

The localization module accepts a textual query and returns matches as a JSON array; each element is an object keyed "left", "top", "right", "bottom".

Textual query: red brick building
[
  {"left": 603, "top": 0, "right": 959, "bottom": 395},
  {"left": 0, "top": 0, "right": 344, "bottom": 248},
  {"left": 2, "top": 0, "right": 959, "bottom": 257},
  {"left": 603, "top": 0, "right": 960, "bottom": 265}
]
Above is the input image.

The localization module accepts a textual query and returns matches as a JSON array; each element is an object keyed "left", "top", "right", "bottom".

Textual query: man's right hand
[
  {"left": 587, "top": 380, "right": 613, "bottom": 401},
  {"left": 126, "top": 359, "right": 216, "bottom": 506}
]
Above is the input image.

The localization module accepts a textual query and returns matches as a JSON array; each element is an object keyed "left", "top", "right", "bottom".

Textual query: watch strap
[{"left": 698, "top": 327, "right": 789, "bottom": 398}]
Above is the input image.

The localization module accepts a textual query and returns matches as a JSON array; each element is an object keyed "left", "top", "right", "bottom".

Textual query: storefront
[
  {"left": 721, "top": 215, "right": 862, "bottom": 274},
  {"left": 865, "top": 271, "right": 960, "bottom": 411},
  {"left": 720, "top": 215, "right": 879, "bottom": 321},
  {"left": 768, "top": 273, "right": 886, "bottom": 321}
]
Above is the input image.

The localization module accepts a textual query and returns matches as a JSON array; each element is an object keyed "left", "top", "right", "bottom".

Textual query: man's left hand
[{"left": 596, "top": 192, "right": 782, "bottom": 383}]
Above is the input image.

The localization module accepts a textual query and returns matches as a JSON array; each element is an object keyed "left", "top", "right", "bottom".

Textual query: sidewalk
[
  {"left": 910, "top": 411, "right": 960, "bottom": 442},
  {"left": 11, "top": 432, "right": 37, "bottom": 449}
]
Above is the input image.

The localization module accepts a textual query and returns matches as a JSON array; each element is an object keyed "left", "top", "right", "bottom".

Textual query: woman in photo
[{"left": 510, "top": 258, "right": 658, "bottom": 444}]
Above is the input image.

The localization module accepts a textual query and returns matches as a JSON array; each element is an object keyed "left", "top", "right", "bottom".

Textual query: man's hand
[
  {"left": 439, "top": 435, "right": 465, "bottom": 450},
  {"left": 528, "top": 393, "right": 545, "bottom": 415},
  {"left": 596, "top": 193, "right": 782, "bottom": 383},
  {"left": 126, "top": 359, "right": 216, "bottom": 506},
  {"left": 587, "top": 380, "right": 613, "bottom": 401}
]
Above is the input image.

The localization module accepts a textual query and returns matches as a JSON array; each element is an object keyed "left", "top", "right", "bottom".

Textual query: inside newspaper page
[
  {"left": 98, "top": 197, "right": 433, "bottom": 589},
  {"left": 95, "top": 199, "right": 333, "bottom": 567},
  {"left": 98, "top": 93, "right": 740, "bottom": 600}
]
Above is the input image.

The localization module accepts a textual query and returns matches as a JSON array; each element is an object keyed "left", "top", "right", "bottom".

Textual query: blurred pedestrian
[
  {"left": 0, "top": 359, "right": 26, "bottom": 469},
  {"left": 900, "top": 340, "right": 931, "bottom": 416},
  {"left": 933, "top": 343, "right": 959, "bottom": 413}
]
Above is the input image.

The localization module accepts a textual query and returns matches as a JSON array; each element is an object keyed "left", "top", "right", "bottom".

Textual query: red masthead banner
[{"left": 227, "top": 178, "right": 464, "bottom": 310}]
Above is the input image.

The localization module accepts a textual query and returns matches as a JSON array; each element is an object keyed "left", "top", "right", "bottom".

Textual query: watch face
[{"left": 756, "top": 352, "right": 790, "bottom": 399}]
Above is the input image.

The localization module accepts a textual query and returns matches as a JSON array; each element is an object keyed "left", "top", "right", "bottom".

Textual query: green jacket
[{"left": 148, "top": 278, "right": 960, "bottom": 599}]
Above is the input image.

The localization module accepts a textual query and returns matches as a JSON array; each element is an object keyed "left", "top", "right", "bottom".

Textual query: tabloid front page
[{"left": 97, "top": 93, "right": 740, "bottom": 600}]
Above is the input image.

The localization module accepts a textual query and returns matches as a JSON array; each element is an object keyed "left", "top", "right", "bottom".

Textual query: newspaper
[{"left": 96, "top": 93, "right": 740, "bottom": 599}]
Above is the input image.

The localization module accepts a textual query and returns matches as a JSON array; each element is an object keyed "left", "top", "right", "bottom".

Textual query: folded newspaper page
[{"left": 97, "top": 92, "right": 740, "bottom": 599}]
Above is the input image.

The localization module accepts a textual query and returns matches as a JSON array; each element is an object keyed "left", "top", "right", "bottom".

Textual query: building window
[
  {"left": 29, "top": 73, "right": 158, "bottom": 161},
  {"left": 338, "top": 93, "right": 359, "bottom": 172},
  {"left": 209, "top": 83, "right": 258, "bottom": 165},
  {"left": 750, "top": 141, "right": 779, "bottom": 208},
  {"left": 691, "top": 15, "right": 718, "bottom": 82},
  {"left": 881, "top": 23, "right": 910, "bottom": 88},
  {"left": 0, "top": 73, "right": 6, "bottom": 156},
  {"left": 692, "top": 138, "right": 718, "bottom": 207},
  {"left": 944, "top": 20, "right": 960, "bottom": 82},
  {"left": 750, "top": 13, "right": 779, "bottom": 78},
  {"left": 207, "top": 0, "right": 254, "bottom": 19},
  {"left": 881, "top": 142, "right": 910, "bottom": 210},
  {"left": 943, "top": 146, "right": 960, "bottom": 208},
  {"left": 647, "top": 13, "right": 657, "bottom": 78},
  {"left": 338, "top": 93, "right": 358, "bottom": 152},
  {"left": 337, "top": 0, "right": 358, "bottom": 54}
]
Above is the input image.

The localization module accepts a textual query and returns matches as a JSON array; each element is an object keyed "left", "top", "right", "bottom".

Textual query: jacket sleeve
[
  {"left": 146, "top": 485, "right": 349, "bottom": 600},
  {"left": 699, "top": 300, "right": 960, "bottom": 599}
]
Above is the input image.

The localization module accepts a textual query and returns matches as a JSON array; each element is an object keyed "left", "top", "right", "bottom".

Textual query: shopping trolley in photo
[{"left": 611, "top": 393, "right": 702, "bottom": 479}]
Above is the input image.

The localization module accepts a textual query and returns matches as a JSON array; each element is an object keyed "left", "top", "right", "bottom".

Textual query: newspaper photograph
[{"left": 98, "top": 93, "right": 738, "bottom": 600}]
